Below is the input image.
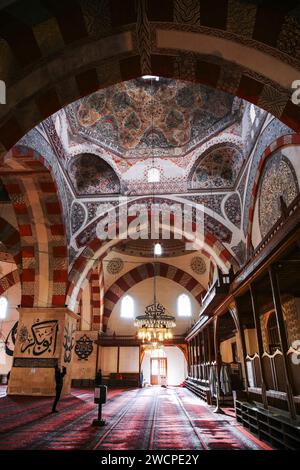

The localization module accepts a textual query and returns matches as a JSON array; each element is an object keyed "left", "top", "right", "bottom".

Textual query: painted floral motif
[
  {"left": 258, "top": 152, "right": 299, "bottom": 238},
  {"left": 71, "top": 202, "right": 86, "bottom": 234},
  {"left": 190, "top": 145, "right": 243, "bottom": 190},
  {"left": 190, "top": 256, "right": 206, "bottom": 275},
  {"left": 232, "top": 241, "right": 246, "bottom": 266},
  {"left": 106, "top": 258, "right": 124, "bottom": 275},
  {"left": 224, "top": 194, "right": 241, "bottom": 228},
  {"left": 67, "top": 78, "right": 237, "bottom": 157},
  {"left": 69, "top": 153, "right": 120, "bottom": 195}
]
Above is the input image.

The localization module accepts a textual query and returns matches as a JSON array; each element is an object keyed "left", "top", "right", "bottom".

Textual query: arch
[
  {"left": 103, "top": 262, "right": 205, "bottom": 332},
  {"left": 247, "top": 134, "right": 300, "bottom": 247},
  {"left": 67, "top": 211, "right": 236, "bottom": 311},
  {"left": 0, "top": 269, "right": 19, "bottom": 296},
  {"left": 188, "top": 142, "right": 244, "bottom": 190},
  {"left": 0, "top": 146, "right": 68, "bottom": 307},
  {"left": 68, "top": 153, "right": 121, "bottom": 196},
  {"left": 1, "top": 2, "right": 300, "bottom": 158}
]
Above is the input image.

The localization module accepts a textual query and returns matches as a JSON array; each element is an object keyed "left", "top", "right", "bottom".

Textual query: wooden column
[
  {"left": 207, "top": 324, "right": 212, "bottom": 363},
  {"left": 213, "top": 316, "right": 224, "bottom": 414},
  {"left": 192, "top": 337, "right": 197, "bottom": 379},
  {"left": 203, "top": 330, "right": 208, "bottom": 380},
  {"left": 194, "top": 335, "right": 198, "bottom": 379},
  {"left": 249, "top": 284, "right": 269, "bottom": 410},
  {"left": 198, "top": 332, "right": 203, "bottom": 380},
  {"left": 196, "top": 333, "right": 201, "bottom": 380},
  {"left": 188, "top": 341, "right": 192, "bottom": 376},
  {"left": 187, "top": 341, "right": 191, "bottom": 376},
  {"left": 232, "top": 300, "right": 249, "bottom": 391},
  {"left": 117, "top": 346, "right": 120, "bottom": 373},
  {"left": 268, "top": 265, "right": 297, "bottom": 420},
  {"left": 190, "top": 340, "right": 194, "bottom": 377}
]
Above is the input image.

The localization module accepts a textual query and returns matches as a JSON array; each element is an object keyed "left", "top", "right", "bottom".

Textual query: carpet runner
[{"left": 0, "top": 386, "right": 272, "bottom": 450}]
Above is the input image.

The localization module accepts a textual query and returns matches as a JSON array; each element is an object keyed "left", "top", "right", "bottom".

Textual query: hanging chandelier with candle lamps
[{"left": 134, "top": 301, "right": 176, "bottom": 343}]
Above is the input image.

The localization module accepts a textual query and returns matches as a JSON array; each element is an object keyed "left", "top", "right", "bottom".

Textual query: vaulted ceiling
[{"left": 6, "top": 76, "right": 290, "bottom": 278}]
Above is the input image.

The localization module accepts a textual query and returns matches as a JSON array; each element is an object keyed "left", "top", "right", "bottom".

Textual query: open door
[{"left": 150, "top": 357, "right": 167, "bottom": 385}]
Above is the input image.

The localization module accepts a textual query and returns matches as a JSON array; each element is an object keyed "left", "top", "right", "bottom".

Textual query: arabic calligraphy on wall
[
  {"left": 63, "top": 321, "right": 76, "bottom": 363},
  {"left": 19, "top": 319, "right": 58, "bottom": 356},
  {"left": 5, "top": 321, "right": 18, "bottom": 357},
  {"left": 74, "top": 335, "right": 94, "bottom": 360}
]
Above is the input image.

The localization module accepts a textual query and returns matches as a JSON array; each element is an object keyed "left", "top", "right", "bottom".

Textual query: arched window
[
  {"left": 250, "top": 103, "right": 256, "bottom": 124},
  {"left": 177, "top": 293, "right": 192, "bottom": 317},
  {"left": 120, "top": 295, "right": 134, "bottom": 319},
  {"left": 0, "top": 297, "right": 8, "bottom": 319},
  {"left": 147, "top": 168, "right": 160, "bottom": 183}
]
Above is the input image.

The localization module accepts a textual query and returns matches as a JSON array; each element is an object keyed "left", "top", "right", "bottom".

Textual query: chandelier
[{"left": 134, "top": 302, "right": 176, "bottom": 343}]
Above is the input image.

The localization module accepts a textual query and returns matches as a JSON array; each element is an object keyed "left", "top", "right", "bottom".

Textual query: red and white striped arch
[
  {"left": 0, "top": 269, "right": 19, "bottom": 296},
  {"left": 1, "top": 146, "right": 68, "bottom": 308},
  {"left": 102, "top": 262, "right": 205, "bottom": 333},
  {"left": 67, "top": 217, "right": 236, "bottom": 312}
]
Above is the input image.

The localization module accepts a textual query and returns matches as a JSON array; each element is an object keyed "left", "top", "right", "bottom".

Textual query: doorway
[{"left": 150, "top": 357, "right": 167, "bottom": 385}]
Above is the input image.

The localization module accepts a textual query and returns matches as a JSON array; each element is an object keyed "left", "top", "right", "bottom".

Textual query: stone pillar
[{"left": 8, "top": 307, "right": 79, "bottom": 396}]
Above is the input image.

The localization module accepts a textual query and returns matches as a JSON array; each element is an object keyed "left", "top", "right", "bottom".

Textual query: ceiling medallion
[
  {"left": 190, "top": 256, "right": 206, "bottom": 275},
  {"left": 134, "top": 302, "right": 176, "bottom": 343},
  {"left": 106, "top": 258, "right": 124, "bottom": 275}
]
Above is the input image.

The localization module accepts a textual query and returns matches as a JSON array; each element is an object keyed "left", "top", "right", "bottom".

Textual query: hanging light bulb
[{"left": 154, "top": 243, "right": 162, "bottom": 256}]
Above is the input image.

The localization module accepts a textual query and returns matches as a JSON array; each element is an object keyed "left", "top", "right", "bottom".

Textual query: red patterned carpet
[{"left": 0, "top": 386, "right": 272, "bottom": 450}]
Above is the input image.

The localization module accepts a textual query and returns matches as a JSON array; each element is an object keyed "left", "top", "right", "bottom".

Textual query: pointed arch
[
  {"left": 0, "top": 146, "right": 68, "bottom": 307},
  {"left": 103, "top": 262, "right": 205, "bottom": 332}
]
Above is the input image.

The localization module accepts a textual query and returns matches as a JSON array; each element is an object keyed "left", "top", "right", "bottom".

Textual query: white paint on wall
[
  {"left": 0, "top": 277, "right": 20, "bottom": 374},
  {"left": 119, "top": 346, "right": 139, "bottom": 373}
]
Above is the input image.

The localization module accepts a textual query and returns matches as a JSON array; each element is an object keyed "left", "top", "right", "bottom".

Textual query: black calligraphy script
[
  {"left": 63, "top": 322, "right": 76, "bottom": 363},
  {"left": 75, "top": 334, "right": 94, "bottom": 360},
  {"left": 21, "top": 320, "right": 58, "bottom": 356},
  {"left": 5, "top": 321, "right": 18, "bottom": 356}
]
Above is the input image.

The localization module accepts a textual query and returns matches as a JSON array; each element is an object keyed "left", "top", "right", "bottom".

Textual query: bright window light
[
  {"left": 0, "top": 297, "right": 8, "bottom": 319},
  {"left": 120, "top": 295, "right": 134, "bottom": 319},
  {"left": 154, "top": 243, "right": 162, "bottom": 256},
  {"left": 142, "top": 75, "right": 159, "bottom": 81},
  {"left": 250, "top": 104, "right": 256, "bottom": 124},
  {"left": 147, "top": 168, "right": 160, "bottom": 183},
  {"left": 177, "top": 294, "right": 192, "bottom": 317}
]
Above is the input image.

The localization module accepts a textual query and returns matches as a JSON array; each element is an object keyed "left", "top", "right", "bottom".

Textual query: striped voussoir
[
  {"left": 0, "top": 269, "right": 19, "bottom": 295},
  {"left": 1, "top": 146, "right": 68, "bottom": 307},
  {"left": 0, "top": 1, "right": 300, "bottom": 160},
  {"left": 247, "top": 134, "right": 300, "bottom": 244},
  {"left": 67, "top": 216, "right": 235, "bottom": 312},
  {"left": 103, "top": 262, "right": 205, "bottom": 332},
  {"left": 90, "top": 262, "right": 105, "bottom": 331}
]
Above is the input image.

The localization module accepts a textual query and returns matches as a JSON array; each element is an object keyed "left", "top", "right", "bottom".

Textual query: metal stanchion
[{"left": 92, "top": 384, "right": 107, "bottom": 426}]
